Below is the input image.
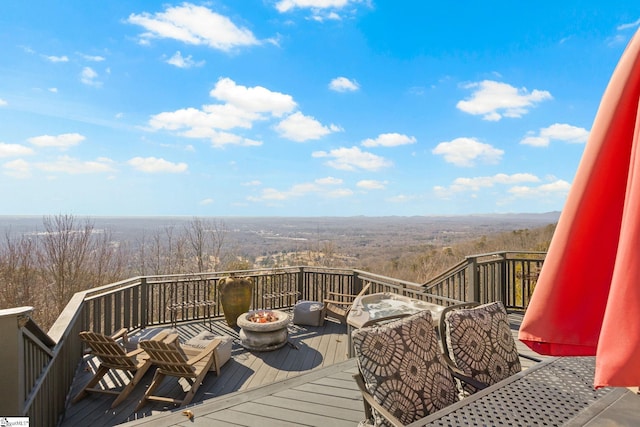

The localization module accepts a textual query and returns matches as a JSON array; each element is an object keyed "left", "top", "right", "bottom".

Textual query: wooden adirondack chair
[
  {"left": 73, "top": 328, "right": 159, "bottom": 408},
  {"left": 135, "top": 333, "right": 219, "bottom": 410},
  {"left": 324, "top": 283, "right": 370, "bottom": 323}
]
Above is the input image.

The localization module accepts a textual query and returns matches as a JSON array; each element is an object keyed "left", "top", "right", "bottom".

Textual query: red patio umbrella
[{"left": 519, "top": 27, "right": 640, "bottom": 388}]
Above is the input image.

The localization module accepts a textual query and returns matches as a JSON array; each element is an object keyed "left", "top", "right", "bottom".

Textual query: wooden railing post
[
  {"left": 352, "top": 270, "right": 362, "bottom": 294},
  {"left": 467, "top": 256, "right": 479, "bottom": 302},
  {"left": 297, "top": 267, "right": 305, "bottom": 299},
  {"left": 0, "top": 306, "right": 33, "bottom": 416},
  {"left": 498, "top": 253, "right": 507, "bottom": 305},
  {"left": 140, "top": 277, "right": 149, "bottom": 328}
]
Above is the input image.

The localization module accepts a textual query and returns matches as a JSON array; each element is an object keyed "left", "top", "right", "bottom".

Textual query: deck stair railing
[
  {"left": 424, "top": 251, "right": 546, "bottom": 310},
  {"left": 0, "top": 251, "right": 545, "bottom": 427}
]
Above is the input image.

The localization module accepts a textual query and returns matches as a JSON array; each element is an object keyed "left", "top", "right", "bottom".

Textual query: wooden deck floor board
[
  {"left": 204, "top": 408, "right": 308, "bottom": 427},
  {"left": 273, "top": 388, "right": 363, "bottom": 411}
]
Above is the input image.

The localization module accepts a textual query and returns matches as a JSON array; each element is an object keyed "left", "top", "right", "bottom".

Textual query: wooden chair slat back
[
  {"left": 139, "top": 335, "right": 196, "bottom": 377},
  {"left": 79, "top": 331, "right": 137, "bottom": 370}
]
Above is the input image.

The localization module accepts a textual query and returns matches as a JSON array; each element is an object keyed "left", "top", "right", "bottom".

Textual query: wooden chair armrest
[
  {"left": 327, "top": 291, "right": 358, "bottom": 299},
  {"left": 323, "top": 299, "right": 353, "bottom": 306},
  {"left": 186, "top": 339, "right": 220, "bottom": 365},
  {"left": 125, "top": 347, "right": 146, "bottom": 358},
  {"left": 353, "top": 373, "right": 404, "bottom": 427},
  {"left": 160, "top": 332, "right": 181, "bottom": 344},
  {"left": 111, "top": 327, "right": 128, "bottom": 341}
]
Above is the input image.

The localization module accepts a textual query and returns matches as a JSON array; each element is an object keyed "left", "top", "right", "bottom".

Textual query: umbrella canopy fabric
[{"left": 519, "top": 28, "right": 640, "bottom": 388}]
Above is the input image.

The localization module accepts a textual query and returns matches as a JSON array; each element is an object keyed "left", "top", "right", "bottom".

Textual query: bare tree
[
  {"left": 0, "top": 231, "right": 39, "bottom": 308},
  {"left": 186, "top": 217, "right": 207, "bottom": 273},
  {"left": 86, "top": 229, "right": 127, "bottom": 286},
  {"left": 38, "top": 214, "right": 94, "bottom": 313},
  {"left": 185, "top": 218, "right": 228, "bottom": 273}
]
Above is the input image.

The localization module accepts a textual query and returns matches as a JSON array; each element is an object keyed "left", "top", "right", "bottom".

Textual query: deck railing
[
  {"left": 424, "top": 251, "right": 546, "bottom": 310},
  {"left": 0, "top": 251, "right": 545, "bottom": 427}
]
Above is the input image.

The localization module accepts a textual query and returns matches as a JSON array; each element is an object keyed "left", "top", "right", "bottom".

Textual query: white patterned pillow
[
  {"left": 352, "top": 311, "right": 458, "bottom": 427},
  {"left": 444, "top": 301, "right": 521, "bottom": 394}
]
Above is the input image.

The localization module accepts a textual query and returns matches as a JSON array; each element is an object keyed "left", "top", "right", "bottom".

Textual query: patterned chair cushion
[
  {"left": 444, "top": 301, "right": 521, "bottom": 394},
  {"left": 352, "top": 311, "right": 458, "bottom": 427}
]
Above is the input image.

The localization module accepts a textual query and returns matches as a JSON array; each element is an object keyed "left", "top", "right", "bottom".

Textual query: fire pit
[{"left": 237, "top": 309, "right": 290, "bottom": 351}]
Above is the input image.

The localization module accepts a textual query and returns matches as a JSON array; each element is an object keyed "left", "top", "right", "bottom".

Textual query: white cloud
[
  {"left": 27, "top": 133, "right": 85, "bottom": 150},
  {"left": 128, "top": 3, "right": 259, "bottom": 51},
  {"left": 329, "top": 77, "right": 360, "bottom": 92},
  {"left": 386, "top": 194, "right": 416, "bottom": 203},
  {"left": 199, "top": 198, "right": 214, "bottom": 205},
  {"left": 251, "top": 188, "right": 288, "bottom": 201},
  {"left": 194, "top": 129, "right": 262, "bottom": 148},
  {"left": 316, "top": 176, "right": 342, "bottom": 185},
  {"left": 166, "top": 51, "right": 204, "bottom": 68},
  {"left": 432, "top": 137, "right": 503, "bottom": 167},
  {"left": 275, "top": 0, "right": 368, "bottom": 21},
  {"left": 151, "top": 105, "right": 259, "bottom": 131},
  {"left": 327, "top": 188, "right": 354, "bottom": 197},
  {"left": 0, "top": 99, "right": 7, "bottom": 106},
  {"left": 150, "top": 104, "right": 265, "bottom": 148},
  {"left": 447, "top": 173, "right": 539, "bottom": 192},
  {"left": 361, "top": 133, "right": 416, "bottom": 147},
  {"left": 275, "top": 112, "right": 340, "bottom": 142},
  {"left": 617, "top": 19, "right": 640, "bottom": 31},
  {"left": 242, "top": 180, "right": 262, "bottom": 186},
  {"left": 149, "top": 77, "right": 332, "bottom": 147},
  {"left": 521, "top": 123, "right": 589, "bottom": 147},
  {"left": 127, "top": 156, "right": 188, "bottom": 173},
  {"left": 457, "top": 80, "right": 552, "bottom": 121},
  {"left": 248, "top": 176, "right": 352, "bottom": 202},
  {"left": 44, "top": 55, "right": 69, "bottom": 62},
  {"left": 49, "top": 88, "right": 58, "bottom": 93},
  {"left": 313, "top": 146, "right": 392, "bottom": 171},
  {"left": 37, "top": 156, "right": 115, "bottom": 174},
  {"left": 434, "top": 173, "right": 543, "bottom": 201},
  {"left": 80, "top": 67, "right": 101, "bottom": 86},
  {"left": 357, "top": 179, "right": 387, "bottom": 189},
  {"left": 520, "top": 135, "right": 549, "bottom": 147},
  {"left": 0, "top": 143, "right": 34, "bottom": 157},
  {"left": 81, "top": 54, "right": 106, "bottom": 62},
  {"left": 541, "top": 124, "right": 589, "bottom": 142},
  {"left": 508, "top": 179, "right": 571, "bottom": 197},
  {"left": 210, "top": 77, "right": 296, "bottom": 117},
  {"left": 275, "top": 0, "right": 352, "bottom": 13},
  {"left": 435, "top": 174, "right": 569, "bottom": 207},
  {"left": 3, "top": 159, "right": 31, "bottom": 178}
]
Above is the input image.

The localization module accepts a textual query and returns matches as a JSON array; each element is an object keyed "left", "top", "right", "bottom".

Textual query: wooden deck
[{"left": 59, "top": 312, "right": 542, "bottom": 427}]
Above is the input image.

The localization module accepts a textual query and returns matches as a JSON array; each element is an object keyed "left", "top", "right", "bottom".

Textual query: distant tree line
[
  {"left": 358, "top": 225, "right": 556, "bottom": 283},
  {"left": 0, "top": 214, "right": 235, "bottom": 328},
  {"left": 0, "top": 214, "right": 556, "bottom": 330}
]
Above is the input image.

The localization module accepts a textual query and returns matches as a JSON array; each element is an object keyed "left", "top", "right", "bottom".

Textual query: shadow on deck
[{"left": 60, "top": 314, "right": 349, "bottom": 427}]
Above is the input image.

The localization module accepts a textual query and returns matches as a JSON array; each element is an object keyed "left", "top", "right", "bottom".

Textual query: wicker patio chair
[
  {"left": 324, "top": 283, "right": 371, "bottom": 323},
  {"left": 135, "top": 332, "right": 220, "bottom": 410},
  {"left": 73, "top": 328, "right": 160, "bottom": 408},
  {"left": 439, "top": 301, "right": 540, "bottom": 395},
  {"left": 352, "top": 311, "right": 484, "bottom": 427}
]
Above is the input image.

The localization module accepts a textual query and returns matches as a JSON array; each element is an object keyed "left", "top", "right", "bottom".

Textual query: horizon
[{"left": 1, "top": 2, "right": 639, "bottom": 216}]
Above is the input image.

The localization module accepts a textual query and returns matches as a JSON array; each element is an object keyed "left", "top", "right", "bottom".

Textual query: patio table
[
  {"left": 346, "top": 292, "right": 444, "bottom": 357},
  {"left": 407, "top": 356, "right": 636, "bottom": 426}
]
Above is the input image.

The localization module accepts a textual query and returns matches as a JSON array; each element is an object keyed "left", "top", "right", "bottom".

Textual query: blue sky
[{"left": 1, "top": 1, "right": 639, "bottom": 217}]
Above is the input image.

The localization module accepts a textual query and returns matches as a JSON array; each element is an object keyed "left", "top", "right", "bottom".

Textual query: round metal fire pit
[{"left": 237, "top": 309, "right": 290, "bottom": 351}]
